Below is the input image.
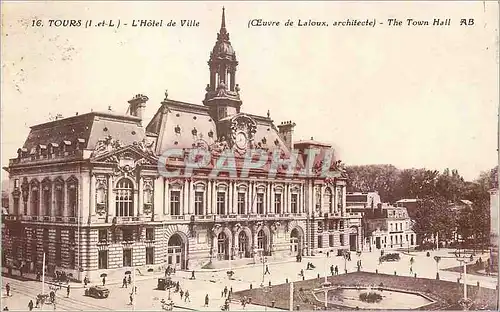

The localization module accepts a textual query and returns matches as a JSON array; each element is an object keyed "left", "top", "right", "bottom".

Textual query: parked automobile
[
  {"left": 157, "top": 277, "right": 175, "bottom": 290},
  {"left": 380, "top": 253, "right": 400, "bottom": 262},
  {"left": 85, "top": 286, "right": 109, "bottom": 299}
]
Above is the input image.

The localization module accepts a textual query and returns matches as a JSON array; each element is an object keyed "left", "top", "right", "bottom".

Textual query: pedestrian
[
  {"left": 180, "top": 289, "right": 184, "bottom": 299},
  {"left": 134, "top": 286, "right": 137, "bottom": 294},
  {"left": 221, "top": 290, "right": 224, "bottom": 298},
  {"left": 128, "top": 275, "right": 132, "bottom": 285},
  {"left": 326, "top": 251, "right": 330, "bottom": 257},
  {"left": 122, "top": 277, "right": 127, "bottom": 288},
  {"left": 66, "top": 285, "right": 70, "bottom": 298},
  {"left": 410, "top": 266, "right": 413, "bottom": 275},
  {"left": 129, "top": 294, "right": 133, "bottom": 305},
  {"left": 300, "top": 269, "right": 304, "bottom": 277},
  {"left": 5, "top": 283, "right": 10, "bottom": 297},
  {"left": 102, "top": 276, "right": 106, "bottom": 286},
  {"left": 224, "top": 286, "right": 228, "bottom": 297},
  {"left": 35, "top": 298, "right": 40, "bottom": 308},
  {"left": 265, "top": 265, "right": 270, "bottom": 275},
  {"left": 28, "top": 300, "right": 34, "bottom": 311},
  {"left": 184, "top": 290, "right": 190, "bottom": 302},
  {"left": 83, "top": 276, "right": 88, "bottom": 288},
  {"left": 191, "top": 270, "right": 195, "bottom": 279},
  {"left": 334, "top": 265, "right": 338, "bottom": 275},
  {"left": 204, "top": 294, "right": 209, "bottom": 307}
]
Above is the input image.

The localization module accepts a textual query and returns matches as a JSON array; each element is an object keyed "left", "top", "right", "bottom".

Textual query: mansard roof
[
  {"left": 22, "top": 111, "right": 146, "bottom": 152},
  {"left": 146, "top": 98, "right": 290, "bottom": 156}
]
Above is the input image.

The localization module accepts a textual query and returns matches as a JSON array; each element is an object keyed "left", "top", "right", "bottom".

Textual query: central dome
[{"left": 212, "top": 41, "right": 235, "bottom": 59}]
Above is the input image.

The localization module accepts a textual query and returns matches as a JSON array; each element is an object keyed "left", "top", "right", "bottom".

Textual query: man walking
[
  {"left": 66, "top": 285, "right": 70, "bottom": 298},
  {"left": 264, "top": 265, "right": 270, "bottom": 275},
  {"left": 102, "top": 276, "right": 106, "bottom": 286},
  {"left": 184, "top": 290, "right": 190, "bottom": 302},
  {"left": 28, "top": 300, "right": 34, "bottom": 311},
  {"left": 5, "top": 283, "right": 10, "bottom": 297},
  {"left": 204, "top": 294, "right": 209, "bottom": 307},
  {"left": 334, "top": 265, "right": 338, "bottom": 275},
  {"left": 122, "top": 277, "right": 127, "bottom": 288}
]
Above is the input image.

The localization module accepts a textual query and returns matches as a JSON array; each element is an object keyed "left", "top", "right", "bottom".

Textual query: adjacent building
[
  {"left": 364, "top": 204, "right": 417, "bottom": 250},
  {"left": 2, "top": 9, "right": 362, "bottom": 282},
  {"left": 490, "top": 188, "right": 499, "bottom": 273}
]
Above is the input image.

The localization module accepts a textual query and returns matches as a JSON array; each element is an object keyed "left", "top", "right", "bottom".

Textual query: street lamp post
[{"left": 455, "top": 253, "right": 472, "bottom": 310}]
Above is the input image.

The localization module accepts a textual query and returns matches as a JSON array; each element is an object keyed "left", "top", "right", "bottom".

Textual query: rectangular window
[
  {"left": 43, "top": 188, "right": 51, "bottom": 216},
  {"left": 170, "top": 191, "right": 180, "bottom": 215},
  {"left": 218, "top": 107, "right": 227, "bottom": 119},
  {"left": 194, "top": 192, "right": 204, "bottom": 215},
  {"left": 123, "top": 249, "right": 132, "bottom": 267},
  {"left": 317, "top": 236, "right": 323, "bottom": 248},
  {"left": 122, "top": 229, "right": 134, "bottom": 242},
  {"left": 56, "top": 229, "right": 61, "bottom": 242},
  {"left": 146, "top": 247, "right": 154, "bottom": 265},
  {"left": 340, "top": 234, "right": 344, "bottom": 246},
  {"left": 146, "top": 228, "right": 154, "bottom": 241},
  {"left": 68, "top": 229, "right": 75, "bottom": 243},
  {"left": 14, "top": 179, "right": 19, "bottom": 188},
  {"left": 274, "top": 193, "right": 282, "bottom": 214},
  {"left": 31, "top": 189, "right": 39, "bottom": 216},
  {"left": 217, "top": 192, "right": 226, "bottom": 215},
  {"left": 256, "top": 193, "right": 264, "bottom": 214},
  {"left": 98, "top": 250, "right": 108, "bottom": 269},
  {"left": 69, "top": 249, "right": 75, "bottom": 269},
  {"left": 237, "top": 193, "right": 246, "bottom": 214},
  {"left": 55, "top": 245, "right": 62, "bottom": 266},
  {"left": 68, "top": 185, "right": 77, "bottom": 217},
  {"left": 98, "top": 229, "right": 107, "bottom": 243},
  {"left": 291, "top": 194, "right": 298, "bottom": 213},
  {"left": 329, "top": 234, "right": 334, "bottom": 247},
  {"left": 55, "top": 186, "right": 64, "bottom": 216}
]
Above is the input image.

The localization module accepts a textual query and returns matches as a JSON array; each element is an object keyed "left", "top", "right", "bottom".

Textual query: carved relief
[
  {"left": 143, "top": 178, "right": 154, "bottom": 216},
  {"left": 95, "top": 175, "right": 108, "bottom": 217},
  {"left": 91, "top": 135, "right": 124, "bottom": 158}
]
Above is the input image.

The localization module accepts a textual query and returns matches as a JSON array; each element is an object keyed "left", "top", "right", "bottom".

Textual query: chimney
[
  {"left": 277, "top": 120, "right": 296, "bottom": 150},
  {"left": 128, "top": 94, "right": 149, "bottom": 125}
]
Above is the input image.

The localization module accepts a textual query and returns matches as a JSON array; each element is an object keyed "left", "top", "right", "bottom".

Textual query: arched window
[
  {"left": 218, "top": 232, "right": 227, "bottom": 256},
  {"left": 116, "top": 179, "right": 134, "bottom": 217},
  {"left": 67, "top": 177, "right": 78, "bottom": 217},
  {"left": 42, "top": 178, "right": 51, "bottom": 216},
  {"left": 54, "top": 178, "right": 64, "bottom": 217},
  {"left": 323, "top": 187, "right": 333, "bottom": 213},
  {"left": 257, "top": 230, "right": 265, "bottom": 250},
  {"left": 30, "top": 180, "right": 40, "bottom": 216}
]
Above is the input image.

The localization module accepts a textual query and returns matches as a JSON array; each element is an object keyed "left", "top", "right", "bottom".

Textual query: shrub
[{"left": 359, "top": 292, "right": 383, "bottom": 303}]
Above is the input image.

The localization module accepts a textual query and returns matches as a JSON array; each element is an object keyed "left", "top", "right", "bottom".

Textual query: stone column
[
  {"left": 228, "top": 181, "right": 233, "bottom": 215},
  {"left": 183, "top": 180, "right": 189, "bottom": 215},
  {"left": 90, "top": 174, "right": 96, "bottom": 218},
  {"left": 107, "top": 175, "right": 113, "bottom": 218},
  {"left": 165, "top": 179, "right": 170, "bottom": 215},
  {"left": 250, "top": 181, "right": 255, "bottom": 214},
  {"left": 267, "top": 183, "right": 272, "bottom": 214},
  {"left": 153, "top": 177, "right": 162, "bottom": 219},
  {"left": 188, "top": 180, "right": 194, "bottom": 215},
  {"left": 138, "top": 176, "right": 144, "bottom": 216},
  {"left": 205, "top": 182, "right": 209, "bottom": 215},
  {"left": 211, "top": 180, "right": 216, "bottom": 214},
  {"left": 232, "top": 182, "right": 238, "bottom": 215}
]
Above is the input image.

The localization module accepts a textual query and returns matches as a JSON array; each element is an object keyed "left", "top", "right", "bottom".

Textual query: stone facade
[{"left": 2, "top": 9, "right": 362, "bottom": 282}]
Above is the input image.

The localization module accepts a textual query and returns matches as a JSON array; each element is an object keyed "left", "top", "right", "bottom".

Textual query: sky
[{"left": 1, "top": 1, "right": 499, "bottom": 182}]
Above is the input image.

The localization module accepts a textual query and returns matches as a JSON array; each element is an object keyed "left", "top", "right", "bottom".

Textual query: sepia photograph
[{"left": 1, "top": 1, "right": 499, "bottom": 311}]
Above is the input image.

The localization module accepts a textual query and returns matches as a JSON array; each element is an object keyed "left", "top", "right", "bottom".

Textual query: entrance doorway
[
  {"left": 218, "top": 232, "right": 229, "bottom": 260},
  {"left": 167, "top": 234, "right": 185, "bottom": 270},
  {"left": 349, "top": 233, "right": 358, "bottom": 251},
  {"left": 375, "top": 237, "right": 381, "bottom": 249},
  {"left": 257, "top": 230, "right": 268, "bottom": 256},
  {"left": 238, "top": 231, "right": 250, "bottom": 258},
  {"left": 290, "top": 228, "right": 302, "bottom": 256}
]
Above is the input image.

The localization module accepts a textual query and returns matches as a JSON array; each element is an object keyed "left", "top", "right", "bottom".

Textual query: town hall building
[{"left": 2, "top": 9, "right": 362, "bottom": 282}]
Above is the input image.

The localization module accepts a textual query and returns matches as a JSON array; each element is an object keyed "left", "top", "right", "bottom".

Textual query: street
[{"left": 1, "top": 248, "right": 496, "bottom": 311}]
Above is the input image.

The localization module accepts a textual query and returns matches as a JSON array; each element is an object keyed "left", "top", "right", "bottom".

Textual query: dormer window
[{"left": 74, "top": 138, "right": 85, "bottom": 150}]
